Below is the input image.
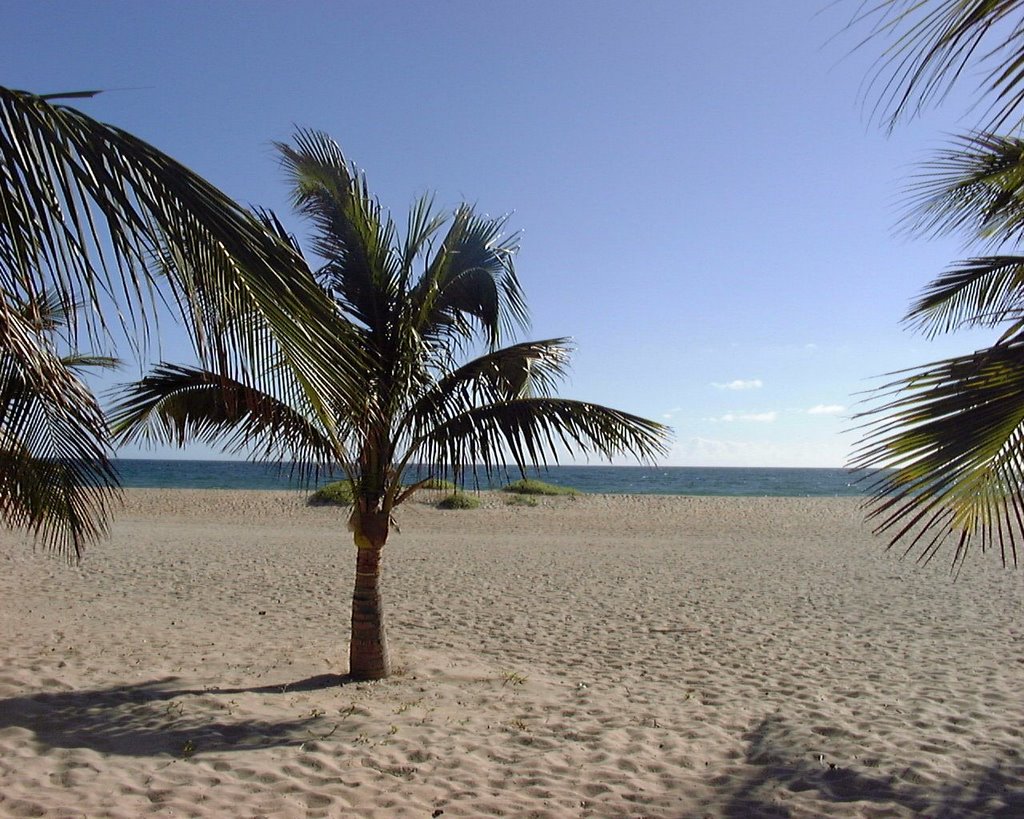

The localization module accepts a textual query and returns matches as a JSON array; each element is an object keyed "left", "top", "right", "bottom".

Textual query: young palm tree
[
  {"left": 111, "top": 130, "right": 671, "bottom": 679},
  {"left": 0, "top": 87, "right": 361, "bottom": 555}
]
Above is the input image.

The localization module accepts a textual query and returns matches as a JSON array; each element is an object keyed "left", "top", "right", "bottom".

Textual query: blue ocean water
[{"left": 111, "top": 460, "right": 866, "bottom": 497}]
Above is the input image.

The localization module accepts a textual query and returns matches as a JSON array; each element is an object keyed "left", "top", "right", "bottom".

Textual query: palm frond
[
  {"left": 61, "top": 353, "right": 120, "bottom": 373},
  {"left": 905, "top": 133, "right": 1024, "bottom": 244},
  {"left": 399, "top": 193, "right": 447, "bottom": 290},
  {"left": 411, "top": 206, "right": 526, "bottom": 348},
  {"left": 851, "top": 341, "right": 1024, "bottom": 571},
  {"left": 0, "top": 445, "right": 118, "bottom": 562},
  {"left": 276, "top": 129, "right": 399, "bottom": 331},
  {"left": 906, "top": 254, "right": 1024, "bottom": 335},
  {"left": 858, "top": 0, "right": 1024, "bottom": 130},
  {"left": 110, "top": 363, "right": 342, "bottom": 476},
  {"left": 13, "top": 290, "right": 71, "bottom": 334},
  {"left": 413, "top": 397, "right": 670, "bottom": 485},
  {"left": 400, "top": 339, "right": 575, "bottom": 442},
  {"left": 252, "top": 207, "right": 306, "bottom": 259}
]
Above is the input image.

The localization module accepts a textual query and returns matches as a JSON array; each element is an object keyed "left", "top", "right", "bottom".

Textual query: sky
[{"left": 1, "top": 1, "right": 1002, "bottom": 467}]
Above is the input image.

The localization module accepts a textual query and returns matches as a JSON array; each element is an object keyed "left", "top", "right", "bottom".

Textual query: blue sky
[{"left": 2, "top": 1, "right": 998, "bottom": 467}]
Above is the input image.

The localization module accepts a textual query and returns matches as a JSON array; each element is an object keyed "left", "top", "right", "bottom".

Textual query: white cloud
[
  {"left": 712, "top": 379, "right": 763, "bottom": 391},
  {"left": 806, "top": 404, "right": 845, "bottom": 416},
  {"left": 713, "top": 411, "right": 777, "bottom": 423},
  {"left": 666, "top": 436, "right": 849, "bottom": 468}
]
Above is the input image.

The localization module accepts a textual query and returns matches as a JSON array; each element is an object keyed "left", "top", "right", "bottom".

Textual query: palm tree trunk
[{"left": 349, "top": 511, "right": 391, "bottom": 680}]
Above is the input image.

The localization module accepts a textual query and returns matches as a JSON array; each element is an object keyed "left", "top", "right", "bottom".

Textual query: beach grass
[
  {"left": 503, "top": 478, "right": 579, "bottom": 496},
  {"left": 308, "top": 480, "right": 355, "bottom": 505},
  {"left": 436, "top": 493, "right": 481, "bottom": 510},
  {"left": 506, "top": 494, "right": 539, "bottom": 507}
]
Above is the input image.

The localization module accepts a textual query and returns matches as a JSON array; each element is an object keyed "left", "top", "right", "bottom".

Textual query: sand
[{"left": 1, "top": 489, "right": 1023, "bottom": 818}]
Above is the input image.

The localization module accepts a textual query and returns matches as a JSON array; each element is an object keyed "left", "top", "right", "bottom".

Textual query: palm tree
[
  {"left": 0, "top": 86, "right": 362, "bottom": 556},
  {"left": 111, "top": 130, "right": 671, "bottom": 680}
]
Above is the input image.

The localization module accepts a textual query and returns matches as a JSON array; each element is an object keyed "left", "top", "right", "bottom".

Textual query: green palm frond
[
  {"left": 905, "top": 134, "right": 1024, "bottom": 244},
  {"left": 414, "top": 397, "right": 670, "bottom": 483},
  {"left": 9, "top": 291, "right": 122, "bottom": 373},
  {"left": 411, "top": 206, "right": 525, "bottom": 348},
  {"left": 13, "top": 290, "right": 71, "bottom": 334},
  {"left": 0, "top": 444, "right": 118, "bottom": 562},
  {"left": 110, "top": 363, "right": 342, "bottom": 473},
  {"left": 60, "top": 354, "right": 119, "bottom": 373},
  {"left": 400, "top": 194, "right": 448, "bottom": 289},
  {"left": 907, "top": 254, "right": 1024, "bottom": 335},
  {"left": 252, "top": 207, "right": 306, "bottom": 259},
  {"left": 276, "top": 129, "right": 399, "bottom": 331},
  {"left": 858, "top": 0, "right": 1024, "bottom": 130},
  {"left": 401, "top": 339, "right": 575, "bottom": 441},
  {"left": 852, "top": 342, "right": 1024, "bottom": 571}
]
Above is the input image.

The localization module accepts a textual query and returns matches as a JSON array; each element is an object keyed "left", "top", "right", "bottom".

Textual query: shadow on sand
[
  {"left": 722, "top": 715, "right": 1024, "bottom": 818},
  {"left": 0, "top": 674, "right": 355, "bottom": 758}
]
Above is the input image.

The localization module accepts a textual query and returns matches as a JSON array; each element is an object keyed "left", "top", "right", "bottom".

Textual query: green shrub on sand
[
  {"left": 437, "top": 493, "right": 480, "bottom": 510},
  {"left": 308, "top": 480, "right": 355, "bottom": 506},
  {"left": 506, "top": 494, "right": 539, "bottom": 507},
  {"left": 502, "top": 478, "right": 579, "bottom": 496}
]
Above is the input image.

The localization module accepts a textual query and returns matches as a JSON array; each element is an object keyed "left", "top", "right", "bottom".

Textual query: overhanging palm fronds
[
  {"left": 856, "top": 0, "right": 1024, "bottom": 130},
  {"left": 0, "top": 86, "right": 363, "bottom": 421},
  {"left": 0, "top": 88, "right": 376, "bottom": 554},
  {"left": 904, "top": 134, "right": 1024, "bottom": 243},
  {"left": 848, "top": 1, "right": 1024, "bottom": 573},
  {"left": 906, "top": 254, "right": 1024, "bottom": 336},
  {"left": 852, "top": 342, "right": 1024, "bottom": 571}
]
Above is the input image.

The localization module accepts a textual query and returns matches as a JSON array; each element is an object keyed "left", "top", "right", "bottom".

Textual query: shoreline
[
  {"left": 107, "top": 461, "right": 865, "bottom": 498},
  {"left": 2, "top": 492, "right": 1022, "bottom": 817}
]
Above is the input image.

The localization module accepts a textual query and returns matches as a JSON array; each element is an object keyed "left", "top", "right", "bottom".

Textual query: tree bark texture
[{"left": 348, "top": 512, "right": 391, "bottom": 680}]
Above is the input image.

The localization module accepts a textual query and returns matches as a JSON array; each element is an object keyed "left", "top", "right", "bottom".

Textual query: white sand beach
[{"left": 1, "top": 490, "right": 1023, "bottom": 817}]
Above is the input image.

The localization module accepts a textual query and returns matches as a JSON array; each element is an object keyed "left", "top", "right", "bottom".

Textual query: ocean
[{"left": 111, "top": 460, "right": 866, "bottom": 497}]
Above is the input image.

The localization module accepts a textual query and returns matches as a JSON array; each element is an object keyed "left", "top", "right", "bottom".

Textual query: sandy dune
[{"left": 1, "top": 490, "right": 1023, "bottom": 817}]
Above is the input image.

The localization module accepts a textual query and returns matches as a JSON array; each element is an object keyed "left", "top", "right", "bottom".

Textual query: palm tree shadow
[
  {"left": 723, "top": 715, "right": 1024, "bottom": 817},
  {"left": 0, "top": 673, "right": 356, "bottom": 758}
]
